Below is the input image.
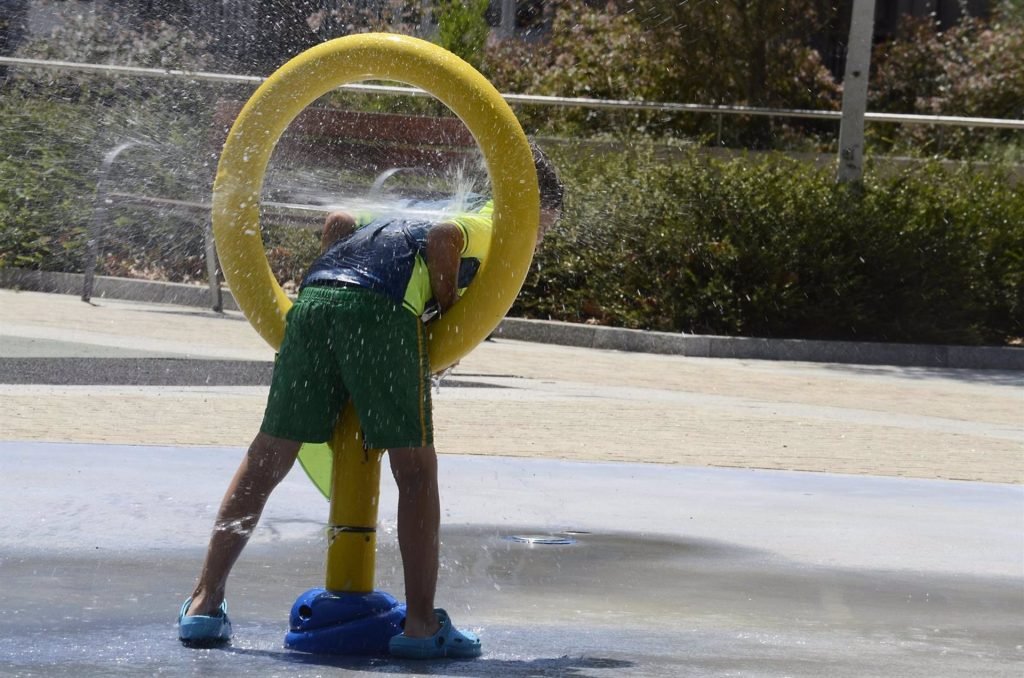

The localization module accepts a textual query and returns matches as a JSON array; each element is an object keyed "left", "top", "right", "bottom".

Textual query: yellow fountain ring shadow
[{"left": 212, "top": 34, "right": 539, "bottom": 497}]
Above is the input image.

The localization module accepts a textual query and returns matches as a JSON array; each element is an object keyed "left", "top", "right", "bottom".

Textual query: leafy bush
[
  {"left": 4, "top": 3, "right": 1021, "bottom": 346},
  {"left": 482, "top": 0, "right": 841, "bottom": 146},
  {"left": 0, "top": 69, "right": 219, "bottom": 275},
  {"left": 515, "top": 142, "right": 1024, "bottom": 345},
  {"left": 0, "top": 97, "right": 95, "bottom": 270},
  {"left": 869, "top": 9, "right": 1024, "bottom": 158},
  {"left": 0, "top": 9, "right": 221, "bottom": 279},
  {"left": 435, "top": 0, "right": 490, "bottom": 69}
]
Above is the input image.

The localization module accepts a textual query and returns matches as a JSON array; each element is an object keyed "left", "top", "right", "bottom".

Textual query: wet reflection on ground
[{"left": 1, "top": 444, "right": 1020, "bottom": 676}]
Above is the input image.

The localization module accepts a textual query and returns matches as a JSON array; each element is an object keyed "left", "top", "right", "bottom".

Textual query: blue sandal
[
  {"left": 177, "top": 597, "right": 232, "bottom": 646},
  {"left": 388, "top": 608, "right": 481, "bottom": 659}
]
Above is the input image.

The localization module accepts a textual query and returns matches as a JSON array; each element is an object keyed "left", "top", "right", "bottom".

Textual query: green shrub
[
  {"left": 435, "top": 0, "right": 490, "bottom": 69},
  {"left": 0, "top": 80, "right": 217, "bottom": 278},
  {"left": 0, "top": 10, "right": 222, "bottom": 279},
  {"left": 869, "top": 10, "right": 1024, "bottom": 158},
  {"left": 0, "top": 97, "right": 95, "bottom": 270},
  {"left": 515, "top": 142, "right": 1024, "bottom": 345},
  {"left": 482, "top": 0, "right": 841, "bottom": 146}
]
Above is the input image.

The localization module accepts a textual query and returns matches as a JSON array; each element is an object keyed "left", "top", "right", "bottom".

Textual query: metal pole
[
  {"left": 500, "top": 0, "right": 516, "bottom": 38},
  {"left": 3, "top": 56, "right": 1022, "bottom": 130},
  {"left": 202, "top": 216, "right": 223, "bottom": 312},
  {"left": 419, "top": 0, "right": 432, "bottom": 37},
  {"left": 837, "top": 0, "right": 877, "bottom": 184}
]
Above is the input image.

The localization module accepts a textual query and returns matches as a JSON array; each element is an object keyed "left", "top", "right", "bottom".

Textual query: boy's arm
[
  {"left": 425, "top": 221, "right": 465, "bottom": 315},
  {"left": 321, "top": 211, "right": 356, "bottom": 253}
]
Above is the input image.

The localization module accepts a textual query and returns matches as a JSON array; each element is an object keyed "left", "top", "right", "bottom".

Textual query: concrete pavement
[
  {"left": 0, "top": 442, "right": 1021, "bottom": 677},
  {"left": 0, "top": 287, "right": 1022, "bottom": 677},
  {"left": 1, "top": 288, "right": 1022, "bottom": 482}
]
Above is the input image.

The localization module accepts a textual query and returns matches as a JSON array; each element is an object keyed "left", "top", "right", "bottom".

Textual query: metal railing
[
  {"left": 2, "top": 55, "right": 1022, "bottom": 130},
  {"left": 85, "top": 170, "right": 420, "bottom": 310},
  {"left": 4, "top": 54, "right": 1021, "bottom": 310},
  {"left": 84, "top": 140, "right": 226, "bottom": 309},
  {"left": 85, "top": 182, "right": 335, "bottom": 310}
]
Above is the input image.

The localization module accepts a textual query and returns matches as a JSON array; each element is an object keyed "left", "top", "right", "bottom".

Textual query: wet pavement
[
  {"left": 1, "top": 289, "right": 1023, "bottom": 675},
  {"left": 1, "top": 442, "right": 1021, "bottom": 677}
]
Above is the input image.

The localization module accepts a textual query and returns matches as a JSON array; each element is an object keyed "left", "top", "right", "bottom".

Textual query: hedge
[
  {"left": 1, "top": 94, "right": 1020, "bottom": 346},
  {"left": 516, "top": 142, "right": 1023, "bottom": 346}
]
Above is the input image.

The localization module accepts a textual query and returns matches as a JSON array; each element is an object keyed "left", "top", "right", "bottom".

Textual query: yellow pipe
[
  {"left": 324, "top": 405, "right": 380, "bottom": 593},
  {"left": 211, "top": 34, "right": 537, "bottom": 593}
]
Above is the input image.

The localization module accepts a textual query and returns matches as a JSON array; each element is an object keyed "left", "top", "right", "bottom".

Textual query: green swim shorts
[{"left": 260, "top": 285, "right": 433, "bottom": 449}]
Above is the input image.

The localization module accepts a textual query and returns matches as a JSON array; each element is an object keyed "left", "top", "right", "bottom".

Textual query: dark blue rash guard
[{"left": 300, "top": 201, "right": 493, "bottom": 316}]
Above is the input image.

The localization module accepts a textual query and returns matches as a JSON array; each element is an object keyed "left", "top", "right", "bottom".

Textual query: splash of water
[{"left": 266, "top": 155, "right": 490, "bottom": 228}]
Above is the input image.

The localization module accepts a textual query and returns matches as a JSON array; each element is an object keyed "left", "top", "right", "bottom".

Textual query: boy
[{"left": 178, "top": 144, "right": 563, "bottom": 659}]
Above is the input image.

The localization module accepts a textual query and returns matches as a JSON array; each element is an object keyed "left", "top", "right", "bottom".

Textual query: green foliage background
[
  {"left": 435, "top": 0, "right": 491, "bottom": 68},
  {"left": 867, "top": 9, "right": 1024, "bottom": 159},
  {"left": 517, "top": 143, "right": 1023, "bottom": 345},
  {"left": 0, "top": 97, "right": 94, "bottom": 272},
  {"left": 482, "top": 0, "right": 842, "bottom": 146},
  {"left": 1, "top": 0, "right": 1022, "bottom": 346},
  {"left": 0, "top": 8, "right": 221, "bottom": 279},
  {"left": 482, "top": 0, "right": 1024, "bottom": 156}
]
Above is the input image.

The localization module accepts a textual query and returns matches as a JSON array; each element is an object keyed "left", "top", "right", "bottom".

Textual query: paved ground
[
  {"left": 1, "top": 288, "right": 1021, "bottom": 482},
  {"left": 1, "top": 288, "right": 1022, "bottom": 677},
  {"left": 0, "top": 442, "right": 1021, "bottom": 677}
]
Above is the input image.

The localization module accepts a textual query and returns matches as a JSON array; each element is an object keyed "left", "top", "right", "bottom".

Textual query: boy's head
[{"left": 530, "top": 141, "right": 563, "bottom": 240}]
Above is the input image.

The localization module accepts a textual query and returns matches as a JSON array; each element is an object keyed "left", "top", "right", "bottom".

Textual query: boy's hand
[
  {"left": 425, "top": 222, "right": 465, "bottom": 316},
  {"left": 321, "top": 211, "right": 355, "bottom": 253}
]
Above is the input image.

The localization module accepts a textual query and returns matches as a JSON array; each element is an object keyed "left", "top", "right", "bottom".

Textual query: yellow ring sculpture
[
  {"left": 212, "top": 34, "right": 539, "bottom": 593},
  {"left": 211, "top": 32, "right": 539, "bottom": 371}
]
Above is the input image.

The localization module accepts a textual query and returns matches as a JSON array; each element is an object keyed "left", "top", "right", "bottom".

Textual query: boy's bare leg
[
  {"left": 187, "top": 432, "right": 303, "bottom": 616},
  {"left": 389, "top": 445, "right": 442, "bottom": 638}
]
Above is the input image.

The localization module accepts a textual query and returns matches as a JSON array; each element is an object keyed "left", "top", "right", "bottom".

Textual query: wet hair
[{"left": 530, "top": 141, "right": 564, "bottom": 213}]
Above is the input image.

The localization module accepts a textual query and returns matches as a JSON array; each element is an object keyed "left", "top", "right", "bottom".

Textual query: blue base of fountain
[{"left": 284, "top": 588, "right": 406, "bottom": 656}]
